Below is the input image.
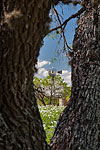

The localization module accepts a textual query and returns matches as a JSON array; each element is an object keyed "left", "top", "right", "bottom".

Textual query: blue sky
[{"left": 35, "top": 3, "right": 81, "bottom": 85}]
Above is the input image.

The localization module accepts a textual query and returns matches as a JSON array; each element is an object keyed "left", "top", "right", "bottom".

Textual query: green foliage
[
  {"left": 47, "top": 30, "right": 61, "bottom": 40},
  {"left": 34, "top": 77, "right": 41, "bottom": 86},
  {"left": 53, "top": 74, "right": 71, "bottom": 99},
  {"left": 50, "top": 57, "right": 57, "bottom": 63},
  {"left": 34, "top": 75, "right": 71, "bottom": 105},
  {"left": 39, "top": 105, "right": 64, "bottom": 143}
]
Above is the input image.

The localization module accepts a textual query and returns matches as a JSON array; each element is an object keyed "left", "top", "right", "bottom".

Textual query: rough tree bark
[
  {"left": 0, "top": 0, "right": 100, "bottom": 150},
  {"left": 50, "top": 1, "right": 100, "bottom": 150},
  {"left": 0, "top": 0, "right": 51, "bottom": 149}
]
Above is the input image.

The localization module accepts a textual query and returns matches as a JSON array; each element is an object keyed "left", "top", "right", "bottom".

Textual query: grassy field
[{"left": 38, "top": 105, "right": 64, "bottom": 143}]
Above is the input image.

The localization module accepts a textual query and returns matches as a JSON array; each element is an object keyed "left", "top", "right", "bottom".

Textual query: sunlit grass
[{"left": 38, "top": 105, "right": 64, "bottom": 143}]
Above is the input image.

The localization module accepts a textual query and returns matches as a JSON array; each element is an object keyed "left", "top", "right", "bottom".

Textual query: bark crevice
[
  {"left": 0, "top": 0, "right": 51, "bottom": 149},
  {"left": 50, "top": 3, "right": 100, "bottom": 150}
]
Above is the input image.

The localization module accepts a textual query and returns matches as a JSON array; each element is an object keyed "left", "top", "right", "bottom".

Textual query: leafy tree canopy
[{"left": 33, "top": 75, "right": 71, "bottom": 105}]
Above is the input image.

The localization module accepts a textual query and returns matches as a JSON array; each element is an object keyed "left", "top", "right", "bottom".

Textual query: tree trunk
[
  {"left": 50, "top": 2, "right": 100, "bottom": 150},
  {"left": 1, "top": 0, "right": 100, "bottom": 149},
  {"left": 0, "top": 0, "right": 51, "bottom": 149}
]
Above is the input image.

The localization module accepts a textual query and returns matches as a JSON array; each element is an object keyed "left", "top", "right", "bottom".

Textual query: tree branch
[
  {"left": 62, "top": 0, "right": 81, "bottom": 5},
  {"left": 53, "top": 7, "right": 72, "bottom": 50},
  {"left": 52, "top": 0, "right": 81, "bottom": 6},
  {"left": 49, "top": 7, "right": 85, "bottom": 33}
]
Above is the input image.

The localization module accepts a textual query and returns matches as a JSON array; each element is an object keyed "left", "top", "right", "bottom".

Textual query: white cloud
[
  {"left": 35, "top": 60, "right": 50, "bottom": 78},
  {"left": 35, "top": 60, "right": 71, "bottom": 86},
  {"left": 60, "top": 70, "right": 71, "bottom": 86},
  {"left": 36, "top": 60, "right": 51, "bottom": 69},
  {"left": 38, "top": 68, "right": 48, "bottom": 77}
]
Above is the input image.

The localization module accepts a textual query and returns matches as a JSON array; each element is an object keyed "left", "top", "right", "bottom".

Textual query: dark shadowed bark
[
  {"left": 0, "top": 0, "right": 100, "bottom": 150},
  {"left": 50, "top": 2, "right": 100, "bottom": 150},
  {"left": 0, "top": 0, "right": 51, "bottom": 149}
]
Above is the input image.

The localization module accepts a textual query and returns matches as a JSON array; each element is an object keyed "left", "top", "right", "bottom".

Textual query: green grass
[{"left": 38, "top": 105, "right": 64, "bottom": 143}]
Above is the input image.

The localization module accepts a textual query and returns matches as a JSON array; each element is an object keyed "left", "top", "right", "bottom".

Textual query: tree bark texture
[
  {"left": 50, "top": 2, "right": 100, "bottom": 150},
  {"left": 0, "top": 0, "right": 51, "bottom": 150}
]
